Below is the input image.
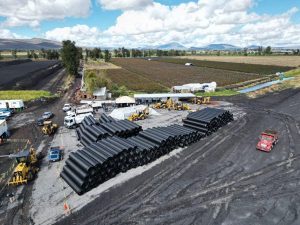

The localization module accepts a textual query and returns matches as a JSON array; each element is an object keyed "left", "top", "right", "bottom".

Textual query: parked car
[
  {"left": 48, "top": 146, "right": 63, "bottom": 162},
  {"left": 37, "top": 117, "right": 45, "bottom": 126},
  {"left": 62, "top": 104, "right": 72, "bottom": 112},
  {"left": 42, "top": 111, "right": 54, "bottom": 120}
]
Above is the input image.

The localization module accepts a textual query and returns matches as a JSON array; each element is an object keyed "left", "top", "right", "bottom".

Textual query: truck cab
[{"left": 256, "top": 130, "right": 278, "bottom": 152}]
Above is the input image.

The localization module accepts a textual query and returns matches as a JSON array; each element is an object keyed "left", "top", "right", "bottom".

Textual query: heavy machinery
[
  {"left": 194, "top": 96, "right": 211, "bottom": 105},
  {"left": 128, "top": 107, "right": 149, "bottom": 121},
  {"left": 256, "top": 130, "right": 279, "bottom": 152},
  {"left": 0, "top": 147, "right": 40, "bottom": 185},
  {"left": 153, "top": 99, "right": 190, "bottom": 111},
  {"left": 42, "top": 120, "right": 58, "bottom": 135}
]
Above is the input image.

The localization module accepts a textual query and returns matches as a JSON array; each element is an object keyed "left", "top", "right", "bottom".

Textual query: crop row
[
  {"left": 109, "top": 58, "right": 263, "bottom": 91},
  {"left": 156, "top": 58, "right": 294, "bottom": 75}
]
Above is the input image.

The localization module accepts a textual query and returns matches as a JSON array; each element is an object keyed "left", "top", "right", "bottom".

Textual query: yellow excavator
[
  {"left": 42, "top": 121, "right": 58, "bottom": 135},
  {"left": 194, "top": 96, "right": 211, "bottom": 105},
  {"left": 0, "top": 147, "right": 40, "bottom": 185},
  {"left": 153, "top": 99, "right": 190, "bottom": 111},
  {"left": 128, "top": 107, "right": 150, "bottom": 121}
]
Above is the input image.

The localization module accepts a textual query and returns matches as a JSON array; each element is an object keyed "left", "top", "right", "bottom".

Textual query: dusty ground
[
  {"left": 56, "top": 88, "right": 300, "bottom": 225},
  {"left": 179, "top": 56, "right": 300, "bottom": 67}
]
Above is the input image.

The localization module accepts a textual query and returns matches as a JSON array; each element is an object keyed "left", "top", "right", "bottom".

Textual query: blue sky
[{"left": 0, "top": 0, "right": 300, "bottom": 47}]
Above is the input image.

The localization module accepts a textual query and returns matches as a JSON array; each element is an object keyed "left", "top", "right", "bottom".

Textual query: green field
[{"left": 0, "top": 90, "right": 54, "bottom": 101}]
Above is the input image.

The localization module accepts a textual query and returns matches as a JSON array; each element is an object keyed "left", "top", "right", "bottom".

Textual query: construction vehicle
[
  {"left": 194, "top": 96, "right": 211, "bottom": 105},
  {"left": 153, "top": 99, "right": 190, "bottom": 111},
  {"left": 256, "top": 130, "right": 279, "bottom": 152},
  {"left": 42, "top": 120, "right": 58, "bottom": 135},
  {"left": 0, "top": 147, "right": 40, "bottom": 185},
  {"left": 128, "top": 107, "right": 149, "bottom": 121}
]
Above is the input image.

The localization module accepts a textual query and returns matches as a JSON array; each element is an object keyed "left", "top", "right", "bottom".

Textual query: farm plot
[
  {"left": 107, "top": 69, "right": 168, "bottom": 92},
  {"left": 179, "top": 55, "right": 300, "bottom": 67},
  {"left": 0, "top": 60, "right": 60, "bottom": 89},
  {"left": 156, "top": 57, "right": 294, "bottom": 75},
  {"left": 110, "top": 58, "right": 263, "bottom": 91}
]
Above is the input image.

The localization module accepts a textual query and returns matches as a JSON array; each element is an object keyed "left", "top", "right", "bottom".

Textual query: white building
[
  {"left": 172, "top": 82, "right": 217, "bottom": 93},
  {"left": 93, "top": 87, "right": 110, "bottom": 100},
  {"left": 0, "top": 100, "right": 24, "bottom": 110},
  {"left": 134, "top": 93, "right": 195, "bottom": 104}
]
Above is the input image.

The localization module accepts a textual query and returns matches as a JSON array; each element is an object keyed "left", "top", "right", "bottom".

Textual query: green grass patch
[
  {"left": 0, "top": 90, "right": 54, "bottom": 101},
  {"left": 196, "top": 89, "right": 239, "bottom": 97},
  {"left": 285, "top": 68, "right": 300, "bottom": 77}
]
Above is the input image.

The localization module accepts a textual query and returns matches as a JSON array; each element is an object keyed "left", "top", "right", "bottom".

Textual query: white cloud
[
  {"left": 0, "top": 29, "right": 22, "bottom": 38},
  {"left": 45, "top": 25, "right": 101, "bottom": 47},
  {"left": 99, "top": 0, "right": 153, "bottom": 10},
  {"left": 0, "top": 0, "right": 92, "bottom": 28},
  {"left": 43, "top": 0, "right": 300, "bottom": 48}
]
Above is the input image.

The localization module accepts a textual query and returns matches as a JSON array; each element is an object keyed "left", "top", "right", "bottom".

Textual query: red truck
[{"left": 256, "top": 130, "right": 279, "bottom": 152}]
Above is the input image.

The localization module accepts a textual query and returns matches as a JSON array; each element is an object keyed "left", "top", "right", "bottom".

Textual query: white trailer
[
  {"left": 0, "top": 100, "right": 24, "bottom": 111},
  {"left": 64, "top": 113, "right": 93, "bottom": 128},
  {"left": 0, "top": 119, "right": 8, "bottom": 138},
  {"left": 75, "top": 105, "right": 93, "bottom": 115}
]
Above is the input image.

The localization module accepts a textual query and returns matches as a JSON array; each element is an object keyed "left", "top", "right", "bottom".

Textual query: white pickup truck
[{"left": 64, "top": 112, "right": 93, "bottom": 128}]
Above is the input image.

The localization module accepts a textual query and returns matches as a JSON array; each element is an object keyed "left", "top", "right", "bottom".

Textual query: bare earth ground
[
  {"left": 179, "top": 56, "right": 300, "bottom": 67},
  {"left": 56, "top": 88, "right": 300, "bottom": 225}
]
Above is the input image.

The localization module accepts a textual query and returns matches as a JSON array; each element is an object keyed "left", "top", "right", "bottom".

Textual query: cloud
[
  {"left": 99, "top": 0, "right": 153, "bottom": 10},
  {"left": 0, "top": 0, "right": 92, "bottom": 28},
  {"left": 45, "top": 25, "right": 101, "bottom": 47},
  {"left": 43, "top": 0, "right": 300, "bottom": 48},
  {"left": 0, "top": 29, "right": 22, "bottom": 38}
]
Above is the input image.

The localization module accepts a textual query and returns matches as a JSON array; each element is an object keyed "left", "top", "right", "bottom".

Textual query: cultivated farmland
[
  {"left": 156, "top": 57, "right": 294, "bottom": 74},
  {"left": 178, "top": 55, "right": 300, "bottom": 67},
  {"left": 109, "top": 58, "right": 263, "bottom": 92}
]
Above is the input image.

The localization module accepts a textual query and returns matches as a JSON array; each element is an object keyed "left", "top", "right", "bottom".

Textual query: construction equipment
[
  {"left": 194, "top": 96, "right": 211, "bottom": 105},
  {"left": 153, "top": 99, "right": 190, "bottom": 111},
  {"left": 42, "top": 120, "right": 58, "bottom": 135},
  {"left": 128, "top": 107, "right": 149, "bottom": 121},
  {"left": 256, "top": 130, "right": 279, "bottom": 152},
  {"left": 0, "top": 147, "right": 40, "bottom": 185}
]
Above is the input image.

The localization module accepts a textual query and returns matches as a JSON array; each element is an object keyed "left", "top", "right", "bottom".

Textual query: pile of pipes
[
  {"left": 76, "top": 115, "right": 142, "bottom": 147},
  {"left": 61, "top": 136, "right": 138, "bottom": 195},
  {"left": 183, "top": 108, "right": 233, "bottom": 135},
  {"left": 62, "top": 108, "right": 233, "bottom": 195},
  {"left": 62, "top": 124, "right": 203, "bottom": 195}
]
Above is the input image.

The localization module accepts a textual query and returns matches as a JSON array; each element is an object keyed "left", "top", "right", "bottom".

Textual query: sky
[{"left": 0, "top": 0, "right": 300, "bottom": 48}]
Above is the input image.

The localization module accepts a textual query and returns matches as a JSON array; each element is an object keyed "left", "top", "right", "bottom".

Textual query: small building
[
  {"left": 0, "top": 100, "right": 24, "bottom": 111},
  {"left": 172, "top": 82, "right": 217, "bottom": 93},
  {"left": 93, "top": 87, "right": 110, "bottom": 100},
  {"left": 115, "top": 96, "right": 136, "bottom": 107},
  {"left": 134, "top": 93, "right": 195, "bottom": 104}
]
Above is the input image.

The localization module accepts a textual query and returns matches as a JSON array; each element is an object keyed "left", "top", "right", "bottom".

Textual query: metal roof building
[{"left": 134, "top": 93, "right": 195, "bottom": 103}]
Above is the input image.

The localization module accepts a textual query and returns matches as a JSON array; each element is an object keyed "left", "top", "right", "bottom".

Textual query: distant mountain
[
  {"left": 0, "top": 38, "right": 61, "bottom": 50},
  {"left": 156, "top": 42, "right": 187, "bottom": 50},
  {"left": 190, "top": 44, "right": 241, "bottom": 51}
]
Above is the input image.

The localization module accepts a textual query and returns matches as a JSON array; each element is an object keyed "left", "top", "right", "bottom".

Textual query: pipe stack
[
  {"left": 62, "top": 108, "right": 234, "bottom": 195},
  {"left": 183, "top": 108, "right": 233, "bottom": 135},
  {"left": 76, "top": 115, "right": 143, "bottom": 146},
  {"left": 61, "top": 136, "right": 138, "bottom": 195}
]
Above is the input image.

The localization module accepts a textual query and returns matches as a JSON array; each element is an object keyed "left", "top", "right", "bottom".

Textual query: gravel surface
[{"left": 56, "top": 88, "right": 300, "bottom": 225}]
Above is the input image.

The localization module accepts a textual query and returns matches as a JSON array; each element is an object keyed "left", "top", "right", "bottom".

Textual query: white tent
[
  {"left": 110, "top": 105, "right": 160, "bottom": 120},
  {"left": 115, "top": 96, "right": 135, "bottom": 104}
]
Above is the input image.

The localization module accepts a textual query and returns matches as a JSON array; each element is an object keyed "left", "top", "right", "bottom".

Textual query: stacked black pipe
[
  {"left": 76, "top": 115, "right": 142, "bottom": 147},
  {"left": 62, "top": 108, "right": 234, "bottom": 195},
  {"left": 183, "top": 108, "right": 233, "bottom": 135},
  {"left": 61, "top": 136, "right": 138, "bottom": 195}
]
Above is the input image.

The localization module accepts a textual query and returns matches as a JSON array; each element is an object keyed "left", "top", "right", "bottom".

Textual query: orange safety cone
[{"left": 63, "top": 202, "right": 71, "bottom": 215}]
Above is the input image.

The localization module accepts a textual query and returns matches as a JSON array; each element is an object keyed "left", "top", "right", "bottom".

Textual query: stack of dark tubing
[
  {"left": 61, "top": 108, "right": 233, "bottom": 195},
  {"left": 183, "top": 108, "right": 234, "bottom": 135},
  {"left": 75, "top": 114, "right": 142, "bottom": 147}
]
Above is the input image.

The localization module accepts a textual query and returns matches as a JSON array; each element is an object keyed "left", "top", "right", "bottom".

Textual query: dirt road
[{"left": 57, "top": 89, "right": 300, "bottom": 225}]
